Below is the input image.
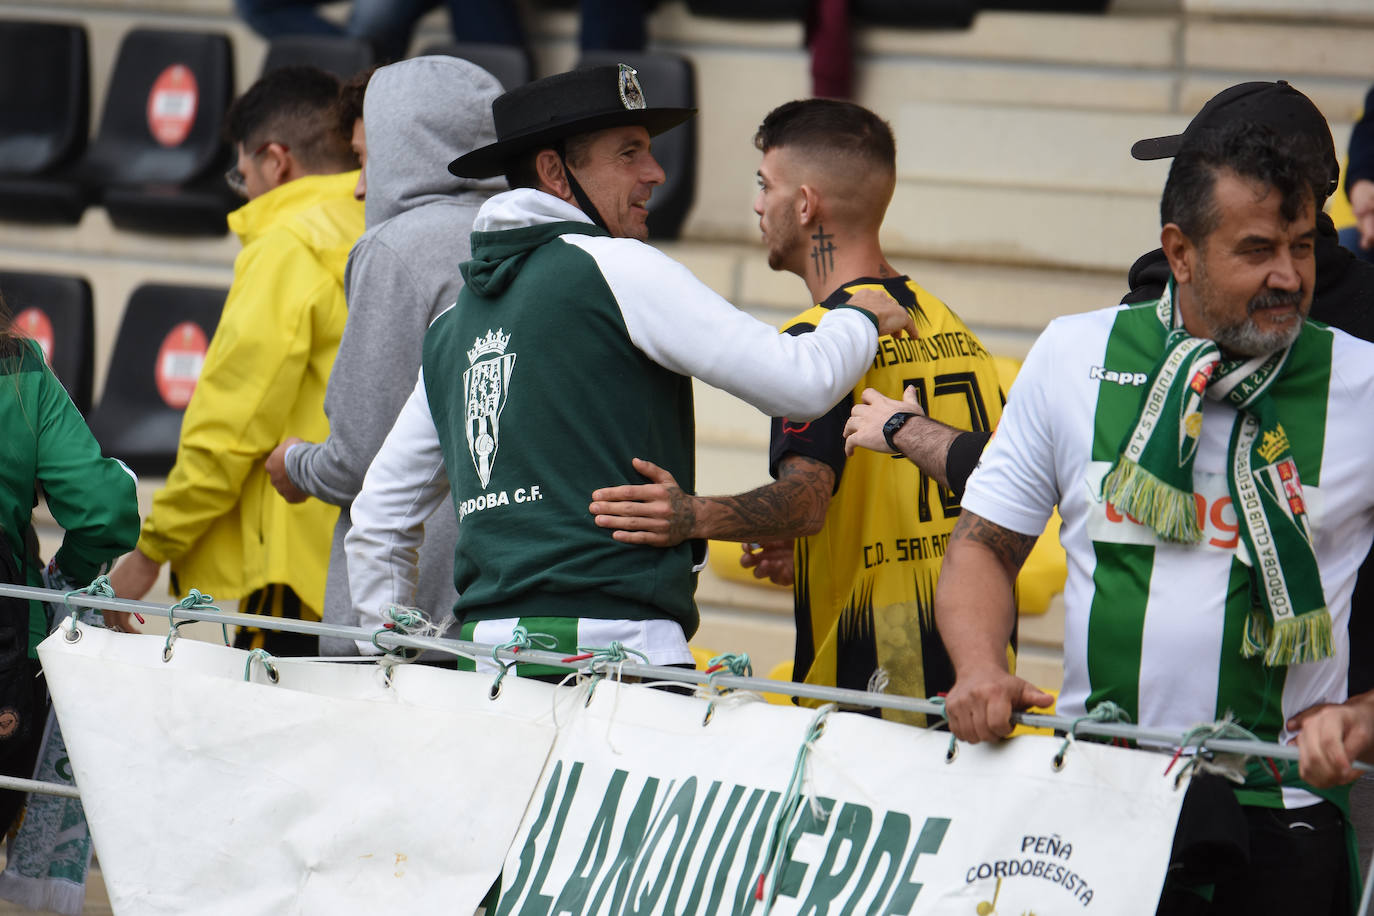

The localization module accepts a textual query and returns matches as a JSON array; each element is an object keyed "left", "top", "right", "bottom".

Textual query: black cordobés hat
[
  {"left": 1131, "top": 80, "right": 1340, "bottom": 195},
  {"left": 449, "top": 63, "right": 695, "bottom": 179}
]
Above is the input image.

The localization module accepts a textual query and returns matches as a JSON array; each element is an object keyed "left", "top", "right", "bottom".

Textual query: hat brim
[
  {"left": 449, "top": 106, "right": 696, "bottom": 178},
  {"left": 1131, "top": 134, "right": 1182, "bottom": 161}
]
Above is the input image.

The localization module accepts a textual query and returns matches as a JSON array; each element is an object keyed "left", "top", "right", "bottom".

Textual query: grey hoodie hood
[{"left": 362, "top": 56, "right": 507, "bottom": 227}]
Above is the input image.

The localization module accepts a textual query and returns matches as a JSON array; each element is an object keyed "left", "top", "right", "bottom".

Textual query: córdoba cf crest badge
[
  {"left": 463, "top": 329, "right": 516, "bottom": 488},
  {"left": 618, "top": 64, "right": 645, "bottom": 110}
]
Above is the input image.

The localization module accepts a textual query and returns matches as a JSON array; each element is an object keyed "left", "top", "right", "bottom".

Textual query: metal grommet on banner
[
  {"left": 62, "top": 618, "right": 81, "bottom": 644},
  {"left": 489, "top": 679, "right": 503, "bottom": 702},
  {"left": 1053, "top": 701, "right": 1131, "bottom": 772},
  {"left": 945, "top": 736, "right": 958, "bottom": 764},
  {"left": 162, "top": 620, "right": 190, "bottom": 663},
  {"left": 244, "top": 648, "right": 279, "bottom": 684},
  {"left": 701, "top": 703, "right": 714, "bottom": 728}
]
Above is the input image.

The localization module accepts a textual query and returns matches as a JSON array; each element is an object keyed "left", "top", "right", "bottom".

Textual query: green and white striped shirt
[{"left": 963, "top": 299, "right": 1374, "bottom": 807}]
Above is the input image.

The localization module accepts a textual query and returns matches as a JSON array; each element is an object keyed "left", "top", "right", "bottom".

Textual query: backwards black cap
[{"left": 1131, "top": 80, "right": 1340, "bottom": 195}]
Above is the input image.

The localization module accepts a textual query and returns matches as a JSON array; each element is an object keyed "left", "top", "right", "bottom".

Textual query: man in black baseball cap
[
  {"left": 1129, "top": 80, "right": 1340, "bottom": 195},
  {"left": 1123, "top": 79, "right": 1374, "bottom": 914},
  {"left": 1123, "top": 79, "right": 1372, "bottom": 331},
  {"left": 345, "top": 64, "right": 916, "bottom": 677}
]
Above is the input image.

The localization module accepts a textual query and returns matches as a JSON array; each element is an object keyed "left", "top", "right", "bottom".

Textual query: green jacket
[{"left": 0, "top": 338, "right": 139, "bottom": 652}]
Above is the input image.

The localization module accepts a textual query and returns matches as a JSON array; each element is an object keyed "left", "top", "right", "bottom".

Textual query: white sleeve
[
  {"left": 563, "top": 236, "right": 879, "bottom": 421},
  {"left": 959, "top": 322, "right": 1064, "bottom": 537},
  {"left": 345, "top": 370, "right": 452, "bottom": 653}
]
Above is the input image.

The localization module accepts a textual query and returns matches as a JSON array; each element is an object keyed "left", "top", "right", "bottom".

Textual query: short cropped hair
[
  {"left": 1161, "top": 120, "right": 1328, "bottom": 243},
  {"left": 337, "top": 66, "right": 376, "bottom": 136},
  {"left": 503, "top": 132, "right": 597, "bottom": 190},
  {"left": 754, "top": 99, "right": 895, "bottom": 172},
  {"left": 224, "top": 66, "right": 356, "bottom": 172}
]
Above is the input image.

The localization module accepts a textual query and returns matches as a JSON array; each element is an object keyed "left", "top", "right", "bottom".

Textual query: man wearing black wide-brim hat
[{"left": 345, "top": 64, "right": 916, "bottom": 674}]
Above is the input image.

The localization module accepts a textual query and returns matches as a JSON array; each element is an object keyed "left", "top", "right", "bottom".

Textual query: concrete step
[{"left": 1184, "top": 0, "right": 1374, "bottom": 24}]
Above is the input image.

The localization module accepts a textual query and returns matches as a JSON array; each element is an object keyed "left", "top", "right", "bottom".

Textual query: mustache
[{"left": 1247, "top": 288, "right": 1304, "bottom": 313}]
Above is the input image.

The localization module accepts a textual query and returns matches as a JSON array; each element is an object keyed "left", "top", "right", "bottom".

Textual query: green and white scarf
[{"left": 1101, "top": 280, "right": 1331, "bottom": 666}]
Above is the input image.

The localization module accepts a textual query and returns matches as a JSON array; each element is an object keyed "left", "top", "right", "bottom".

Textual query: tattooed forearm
[
  {"left": 664, "top": 486, "right": 697, "bottom": 544},
  {"left": 697, "top": 456, "right": 835, "bottom": 541},
  {"left": 948, "top": 511, "right": 1036, "bottom": 576}
]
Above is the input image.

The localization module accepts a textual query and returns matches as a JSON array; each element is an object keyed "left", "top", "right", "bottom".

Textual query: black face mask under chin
[{"left": 555, "top": 143, "right": 608, "bottom": 233}]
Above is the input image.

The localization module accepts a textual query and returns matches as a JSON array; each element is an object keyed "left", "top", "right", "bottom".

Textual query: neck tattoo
[{"left": 810, "top": 225, "right": 836, "bottom": 282}]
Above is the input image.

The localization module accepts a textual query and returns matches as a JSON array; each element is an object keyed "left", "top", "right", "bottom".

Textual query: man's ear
[
  {"left": 534, "top": 149, "right": 572, "bottom": 203},
  {"left": 797, "top": 184, "right": 821, "bottom": 228},
  {"left": 263, "top": 142, "right": 293, "bottom": 189},
  {"left": 1161, "top": 223, "right": 1195, "bottom": 285}
]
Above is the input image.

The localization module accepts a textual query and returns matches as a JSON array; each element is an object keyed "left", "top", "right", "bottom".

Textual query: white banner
[
  {"left": 491, "top": 683, "right": 1189, "bottom": 916},
  {"left": 39, "top": 625, "right": 1188, "bottom": 915},
  {"left": 37, "top": 624, "right": 559, "bottom": 915}
]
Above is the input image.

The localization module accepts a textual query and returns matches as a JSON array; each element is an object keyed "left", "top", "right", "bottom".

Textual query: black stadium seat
[
  {"left": 82, "top": 29, "right": 237, "bottom": 236},
  {"left": 577, "top": 51, "right": 696, "bottom": 240},
  {"left": 0, "top": 20, "right": 91, "bottom": 224},
  {"left": 0, "top": 270, "right": 94, "bottom": 414},
  {"left": 979, "top": 0, "right": 1107, "bottom": 9},
  {"left": 261, "top": 35, "right": 375, "bottom": 80},
  {"left": 854, "top": 0, "right": 975, "bottom": 28},
  {"left": 423, "top": 42, "right": 531, "bottom": 91},
  {"left": 684, "top": 0, "right": 805, "bottom": 19},
  {"left": 87, "top": 284, "right": 226, "bottom": 476}
]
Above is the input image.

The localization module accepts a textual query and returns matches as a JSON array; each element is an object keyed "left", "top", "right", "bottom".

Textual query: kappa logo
[
  {"left": 1088, "top": 366, "right": 1148, "bottom": 387},
  {"left": 463, "top": 329, "right": 516, "bottom": 488}
]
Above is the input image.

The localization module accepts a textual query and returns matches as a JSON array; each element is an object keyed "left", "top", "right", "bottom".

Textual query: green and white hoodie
[
  {"left": 963, "top": 297, "right": 1374, "bottom": 809},
  {"left": 346, "top": 189, "right": 882, "bottom": 665}
]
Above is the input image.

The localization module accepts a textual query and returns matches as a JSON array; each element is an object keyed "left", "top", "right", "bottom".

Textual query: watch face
[{"left": 883, "top": 412, "right": 914, "bottom": 451}]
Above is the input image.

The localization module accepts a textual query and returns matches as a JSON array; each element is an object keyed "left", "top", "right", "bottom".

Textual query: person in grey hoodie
[{"left": 265, "top": 56, "right": 505, "bottom": 654}]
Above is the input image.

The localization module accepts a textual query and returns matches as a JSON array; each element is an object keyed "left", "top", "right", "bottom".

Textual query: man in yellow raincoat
[{"left": 109, "top": 66, "right": 364, "bottom": 654}]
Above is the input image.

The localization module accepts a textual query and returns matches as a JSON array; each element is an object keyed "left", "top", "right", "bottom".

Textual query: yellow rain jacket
[{"left": 138, "top": 171, "right": 364, "bottom": 615}]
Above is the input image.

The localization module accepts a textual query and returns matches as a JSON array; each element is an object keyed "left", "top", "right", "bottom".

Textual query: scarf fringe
[
  {"left": 1101, "top": 457, "right": 1202, "bottom": 543},
  {"left": 1241, "top": 608, "right": 1334, "bottom": 666}
]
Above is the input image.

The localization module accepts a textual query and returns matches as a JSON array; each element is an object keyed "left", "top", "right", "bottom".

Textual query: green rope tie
[
  {"left": 64, "top": 575, "right": 123, "bottom": 627},
  {"left": 755, "top": 704, "right": 834, "bottom": 913},
  {"left": 243, "top": 648, "right": 278, "bottom": 683},
  {"left": 170, "top": 589, "right": 230, "bottom": 646},
  {"left": 370, "top": 605, "right": 438, "bottom": 661},
  {"left": 576, "top": 641, "right": 650, "bottom": 688},
  {"left": 701, "top": 652, "right": 754, "bottom": 725},
  {"left": 573, "top": 641, "right": 650, "bottom": 667},
  {"left": 489, "top": 626, "right": 558, "bottom": 695},
  {"left": 1054, "top": 701, "right": 1132, "bottom": 769},
  {"left": 1164, "top": 714, "right": 1266, "bottom": 787},
  {"left": 706, "top": 652, "right": 753, "bottom": 681},
  {"left": 916, "top": 698, "right": 961, "bottom": 763}
]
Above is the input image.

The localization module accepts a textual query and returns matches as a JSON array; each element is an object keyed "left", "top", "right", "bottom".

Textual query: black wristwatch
[{"left": 882, "top": 412, "right": 917, "bottom": 452}]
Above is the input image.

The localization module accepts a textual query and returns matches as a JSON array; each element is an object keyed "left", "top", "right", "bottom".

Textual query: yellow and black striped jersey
[{"left": 769, "top": 275, "right": 1004, "bottom": 725}]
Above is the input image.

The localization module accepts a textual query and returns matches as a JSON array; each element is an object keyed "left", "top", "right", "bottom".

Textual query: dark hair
[
  {"left": 1161, "top": 120, "right": 1328, "bottom": 242},
  {"left": 502, "top": 133, "right": 597, "bottom": 190},
  {"left": 337, "top": 66, "right": 376, "bottom": 137},
  {"left": 754, "top": 99, "right": 895, "bottom": 171},
  {"left": 224, "top": 65, "right": 356, "bottom": 171},
  {"left": 504, "top": 151, "right": 540, "bottom": 191}
]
